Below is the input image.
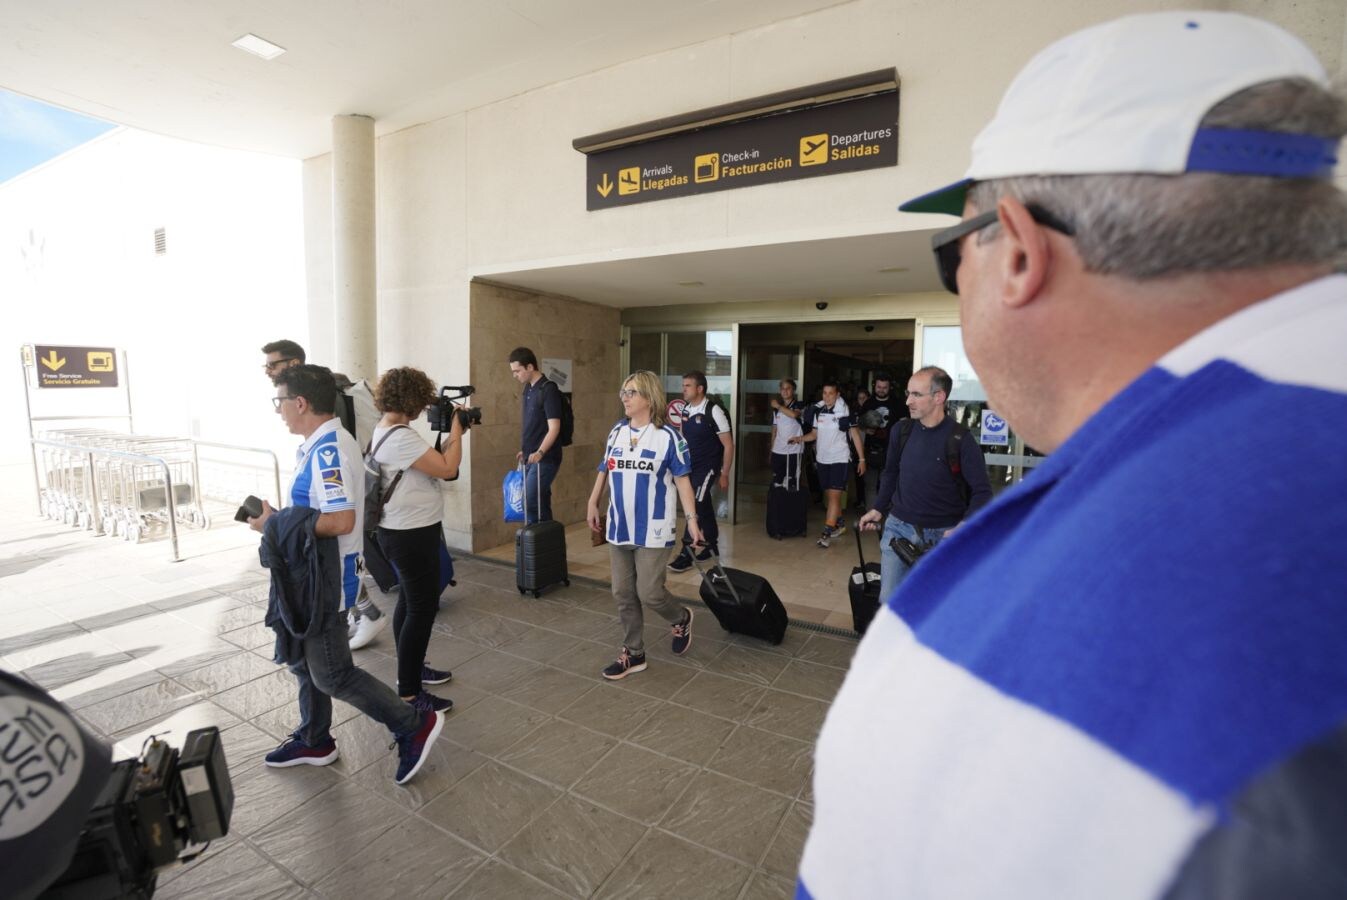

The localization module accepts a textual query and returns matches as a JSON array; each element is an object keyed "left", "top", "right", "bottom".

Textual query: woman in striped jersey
[{"left": 587, "top": 370, "right": 704, "bottom": 680}]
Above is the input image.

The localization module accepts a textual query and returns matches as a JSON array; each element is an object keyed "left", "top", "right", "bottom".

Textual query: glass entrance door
[
  {"left": 736, "top": 342, "right": 803, "bottom": 505},
  {"left": 917, "top": 323, "right": 1045, "bottom": 494}
]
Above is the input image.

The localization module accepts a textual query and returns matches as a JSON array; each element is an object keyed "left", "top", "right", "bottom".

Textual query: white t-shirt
[
  {"left": 370, "top": 424, "right": 443, "bottom": 531},
  {"left": 772, "top": 401, "right": 805, "bottom": 455},
  {"left": 810, "top": 398, "right": 856, "bottom": 465}
]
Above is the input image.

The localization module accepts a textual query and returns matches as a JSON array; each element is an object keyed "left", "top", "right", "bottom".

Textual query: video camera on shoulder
[{"left": 426, "top": 385, "right": 482, "bottom": 432}]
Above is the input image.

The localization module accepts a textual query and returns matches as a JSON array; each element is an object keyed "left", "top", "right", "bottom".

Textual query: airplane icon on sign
[{"left": 800, "top": 133, "right": 829, "bottom": 166}]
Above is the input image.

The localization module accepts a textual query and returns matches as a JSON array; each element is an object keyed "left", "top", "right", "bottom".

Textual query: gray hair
[
  {"left": 915, "top": 366, "right": 953, "bottom": 399},
  {"left": 968, "top": 79, "right": 1347, "bottom": 278}
]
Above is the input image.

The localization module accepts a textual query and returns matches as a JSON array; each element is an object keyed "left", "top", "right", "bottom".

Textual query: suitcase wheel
[
  {"left": 563, "top": 579, "right": 570, "bottom": 587},
  {"left": 532, "top": 589, "right": 541, "bottom": 598},
  {"left": 517, "top": 586, "right": 526, "bottom": 595}
]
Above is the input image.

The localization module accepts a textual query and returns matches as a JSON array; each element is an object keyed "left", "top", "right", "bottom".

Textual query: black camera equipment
[
  {"left": 232, "top": 495, "right": 264, "bottom": 523},
  {"left": 426, "top": 385, "right": 481, "bottom": 432},
  {"left": 40, "top": 727, "right": 233, "bottom": 900},
  {"left": 890, "top": 530, "right": 929, "bottom": 568}
]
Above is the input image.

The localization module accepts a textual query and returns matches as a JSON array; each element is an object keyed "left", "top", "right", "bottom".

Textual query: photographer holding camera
[
  {"left": 858, "top": 366, "right": 992, "bottom": 602},
  {"left": 367, "top": 367, "right": 472, "bottom": 713}
]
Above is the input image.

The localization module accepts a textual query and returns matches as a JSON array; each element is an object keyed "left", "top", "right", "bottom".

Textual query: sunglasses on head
[{"left": 929, "top": 204, "right": 1075, "bottom": 294}]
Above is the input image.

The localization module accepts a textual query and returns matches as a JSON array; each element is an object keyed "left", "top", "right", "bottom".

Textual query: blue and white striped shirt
[
  {"left": 799, "top": 275, "right": 1347, "bottom": 898},
  {"left": 597, "top": 420, "right": 691, "bottom": 548}
]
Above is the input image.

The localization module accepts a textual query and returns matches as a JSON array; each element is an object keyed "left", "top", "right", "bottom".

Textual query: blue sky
[{"left": 0, "top": 89, "right": 117, "bottom": 184}]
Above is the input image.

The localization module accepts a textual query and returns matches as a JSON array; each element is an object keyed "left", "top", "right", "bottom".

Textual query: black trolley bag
[
  {"left": 849, "top": 522, "right": 884, "bottom": 635},
  {"left": 766, "top": 451, "right": 809, "bottom": 539},
  {"left": 691, "top": 552, "right": 789, "bottom": 644},
  {"left": 515, "top": 462, "right": 569, "bottom": 598}
]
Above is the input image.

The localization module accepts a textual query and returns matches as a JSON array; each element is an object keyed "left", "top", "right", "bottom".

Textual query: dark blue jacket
[{"left": 260, "top": 506, "right": 341, "bottom": 665}]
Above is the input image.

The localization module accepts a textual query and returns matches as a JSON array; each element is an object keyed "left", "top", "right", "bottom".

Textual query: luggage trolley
[{"left": 103, "top": 435, "right": 207, "bottom": 542}]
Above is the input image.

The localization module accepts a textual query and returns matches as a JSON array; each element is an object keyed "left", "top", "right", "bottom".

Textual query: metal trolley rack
[{"left": 32, "top": 429, "right": 281, "bottom": 562}]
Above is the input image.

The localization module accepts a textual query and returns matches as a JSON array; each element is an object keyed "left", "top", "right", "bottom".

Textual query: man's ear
[{"left": 995, "top": 195, "right": 1052, "bottom": 309}]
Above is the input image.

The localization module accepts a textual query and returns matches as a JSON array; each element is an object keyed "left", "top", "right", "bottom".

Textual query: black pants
[
  {"left": 375, "top": 522, "right": 441, "bottom": 696},
  {"left": 680, "top": 467, "right": 719, "bottom": 554}
]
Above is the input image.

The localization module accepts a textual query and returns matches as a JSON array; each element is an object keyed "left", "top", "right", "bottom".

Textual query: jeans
[
  {"left": 879, "top": 514, "right": 951, "bottom": 605},
  {"left": 680, "top": 468, "right": 719, "bottom": 554},
  {"left": 610, "top": 544, "right": 687, "bottom": 654},
  {"left": 290, "top": 612, "right": 420, "bottom": 746},
  {"left": 523, "top": 459, "right": 560, "bottom": 524},
  {"left": 376, "top": 522, "right": 442, "bottom": 697}
]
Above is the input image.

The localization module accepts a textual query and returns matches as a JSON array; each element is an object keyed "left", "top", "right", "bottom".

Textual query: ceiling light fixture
[
  {"left": 676, "top": 281, "right": 705, "bottom": 288},
  {"left": 232, "top": 33, "right": 287, "bottom": 60},
  {"left": 877, "top": 266, "right": 909, "bottom": 274}
]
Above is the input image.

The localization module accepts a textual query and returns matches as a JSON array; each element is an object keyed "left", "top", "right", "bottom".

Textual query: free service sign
[{"left": 32, "top": 345, "right": 119, "bottom": 388}]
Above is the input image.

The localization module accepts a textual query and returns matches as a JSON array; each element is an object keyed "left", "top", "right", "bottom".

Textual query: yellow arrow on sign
[
  {"left": 596, "top": 173, "right": 614, "bottom": 198},
  {"left": 41, "top": 351, "right": 66, "bottom": 371}
]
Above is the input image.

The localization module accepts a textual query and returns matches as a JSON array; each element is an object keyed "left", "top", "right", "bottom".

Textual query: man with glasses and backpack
[{"left": 857, "top": 366, "right": 992, "bottom": 602}]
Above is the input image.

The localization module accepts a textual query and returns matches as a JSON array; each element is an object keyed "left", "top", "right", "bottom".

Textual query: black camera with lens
[
  {"left": 890, "top": 529, "right": 933, "bottom": 568},
  {"left": 426, "top": 385, "right": 482, "bottom": 432},
  {"left": 42, "top": 727, "right": 233, "bottom": 899}
]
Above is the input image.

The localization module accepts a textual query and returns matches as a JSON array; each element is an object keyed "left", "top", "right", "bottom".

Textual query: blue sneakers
[
  {"left": 671, "top": 608, "right": 693, "bottom": 656},
  {"left": 421, "top": 664, "right": 452, "bottom": 685},
  {"left": 407, "top": 691, "right": 454, "bottom": 714},
  {"left": 264, "top": 734, "right": 339, "bottom": 768},
  {"left": 394, "top": 709, "right": 445, "bottom": 785}
]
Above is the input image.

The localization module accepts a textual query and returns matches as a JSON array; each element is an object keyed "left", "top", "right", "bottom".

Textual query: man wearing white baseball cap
[{"left": 800, "top": 11, "right": 1347, "bottom": 900}]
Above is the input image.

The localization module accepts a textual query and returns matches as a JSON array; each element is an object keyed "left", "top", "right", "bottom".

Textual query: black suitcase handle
[
  {"left": 854, "top": 518, "right": 871, "bottom": 568},
  {"left": 688, "top": 549, "right": 743, "bottom": 606}
]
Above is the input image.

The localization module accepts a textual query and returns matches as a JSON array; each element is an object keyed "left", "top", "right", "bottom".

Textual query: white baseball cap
[{"left": 901, "top": 11, "right": 1336, "bottom": 215}]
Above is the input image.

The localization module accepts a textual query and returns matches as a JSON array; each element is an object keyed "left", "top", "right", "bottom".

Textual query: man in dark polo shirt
[
  {"left": 508, "top": 347, "right": 564, "bottom": 523},
  {"left": 859, "top": 365, "right": 992, "bottom": 601}
]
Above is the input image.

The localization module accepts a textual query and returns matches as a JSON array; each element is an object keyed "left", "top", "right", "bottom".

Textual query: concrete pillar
[{"left": 331, "top": 114, "right": 377, "bottom": 381}]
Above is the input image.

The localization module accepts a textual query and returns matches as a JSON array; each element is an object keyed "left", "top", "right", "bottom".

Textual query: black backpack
[
  {"left": 546, "top": 381, "right": 576, "bottom": 447},
  {"left": 895, "top": 418, "right": 972, "bottom": 506},
  {"left": 363, "top": 425, "right": 410, "bottom": 527}
]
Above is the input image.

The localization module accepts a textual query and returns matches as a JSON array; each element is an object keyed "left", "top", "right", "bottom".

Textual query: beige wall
[{"left": 468, "top": 281, "right": 621, "bottom": 552}]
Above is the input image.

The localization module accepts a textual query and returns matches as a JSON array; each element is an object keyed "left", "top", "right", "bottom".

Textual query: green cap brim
[{"left": 898, "top": 178, "right": 972, "bottom": 215}]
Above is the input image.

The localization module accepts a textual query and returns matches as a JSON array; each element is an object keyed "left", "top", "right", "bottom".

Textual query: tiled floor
[
  {"left": 481, "top": 500, "right": 874, "bottom": 630},
  {"left": 1, "top": 468, "right": 855, "bottom": 899}
]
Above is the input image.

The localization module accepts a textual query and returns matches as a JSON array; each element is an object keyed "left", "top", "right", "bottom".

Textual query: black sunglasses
[{"left": 930, "top": 205, "right": 1074, "bottom": 294}]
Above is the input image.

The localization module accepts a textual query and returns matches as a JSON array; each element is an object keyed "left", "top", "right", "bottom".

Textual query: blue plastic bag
[{"left": 503, "top": 468, "right": 525, "bottom": 522}]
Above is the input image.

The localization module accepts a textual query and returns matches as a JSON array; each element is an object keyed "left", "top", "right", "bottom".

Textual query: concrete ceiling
[
  {"left": 1, "top": 0, "right": 848, "bottom": 160},
  {"left": 475, "top": 228, "right": 946, "bottom": 307}
]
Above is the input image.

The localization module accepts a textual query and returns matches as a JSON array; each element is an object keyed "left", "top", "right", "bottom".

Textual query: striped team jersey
[
  {"left": 597, "top": 420, "right": 691, "bottom": 548},
  {"left": 799, "top": 275, "right": 1347, "bottom": 898},
  {"left": 289, "top": 418, "right": 365, "bottom": 605}
]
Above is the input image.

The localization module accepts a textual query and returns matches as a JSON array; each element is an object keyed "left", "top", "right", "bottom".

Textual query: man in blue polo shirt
[
  {"left": 800, "top": 12, "right": 1347, "bottom": 899},
  {"left": 508, "top": 347, "right": 564, "bottom": 524}
]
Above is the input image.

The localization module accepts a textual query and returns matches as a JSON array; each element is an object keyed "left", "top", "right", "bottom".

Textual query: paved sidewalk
[{"left": 1, "top": 478, "right": 855, "bottom": 899}]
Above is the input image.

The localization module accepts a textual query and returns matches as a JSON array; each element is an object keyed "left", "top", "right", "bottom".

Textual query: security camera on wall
[{"left": 816, "top": 301, "right": 829, "bottom": 311}]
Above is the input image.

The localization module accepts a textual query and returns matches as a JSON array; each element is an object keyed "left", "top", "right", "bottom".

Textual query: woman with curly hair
[
  {"left": 586, "top": 370, "right": 703, "bottom": 680},
  {"left": 368, "top": 366, "right": 467, "bottom": 713}
]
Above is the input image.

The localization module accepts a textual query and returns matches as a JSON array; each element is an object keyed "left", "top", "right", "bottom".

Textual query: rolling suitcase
[
  {"left": 766, "top": 452, "right": 809, "bottom": 539},
  {"left": 849, "top": 523, "right": 883, "bottom": 635},
  {"left": 691, "top": 553, "right": 789, "bottom": 645},
  {"left": 515, "top": 463, "right": 569, "bottom": 598}
]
